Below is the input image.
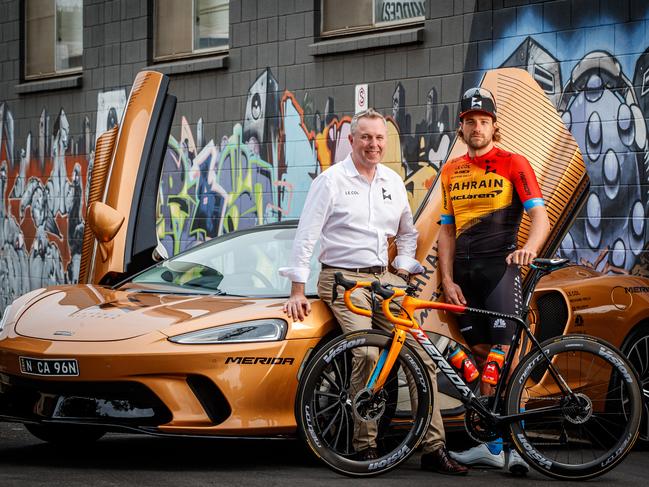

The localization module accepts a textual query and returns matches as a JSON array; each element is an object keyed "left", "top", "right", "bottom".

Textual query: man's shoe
[
  {"left": 355, "top": 447, "right": 379, "bottom": 461},
  {"left": 421, "top": 447, "right": 469, "bottom": 475},
  {"left": 507, "top": 449, "right": 529, "bottom": 476},
  {"left": 448, "top": 443, "right": 505, "bottom": 468}
]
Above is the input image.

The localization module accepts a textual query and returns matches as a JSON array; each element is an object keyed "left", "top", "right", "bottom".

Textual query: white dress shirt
[{"left": 279, "top": 154, "right": 424, "bottom": 283}]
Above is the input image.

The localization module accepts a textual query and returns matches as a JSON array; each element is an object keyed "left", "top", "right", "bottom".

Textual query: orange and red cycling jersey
[{"left": 440, "top": 146, "right": 545, "bottom": 258}]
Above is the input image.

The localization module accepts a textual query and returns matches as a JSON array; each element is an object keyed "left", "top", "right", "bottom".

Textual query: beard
[{"left": 464, "top": 133, "right": 492, "bottom": 151}]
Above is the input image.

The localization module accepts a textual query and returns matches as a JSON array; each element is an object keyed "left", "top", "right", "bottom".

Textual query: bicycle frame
[{"left": 336, "top": 264, "right": 578, "bottom": 426}]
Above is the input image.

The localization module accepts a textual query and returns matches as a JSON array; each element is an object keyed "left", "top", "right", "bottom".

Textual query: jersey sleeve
[
  {"left": 440, "top": 165, "right": 455, "bottom": 224},
  {"left": 510, "top": 155, "right": 545, "bottom": 211}
]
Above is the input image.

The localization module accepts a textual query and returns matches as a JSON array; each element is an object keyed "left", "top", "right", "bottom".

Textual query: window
[
  {"left": 321, "top": 0, "right": 426, "bottom": 37},
  {"left": 154, "top": 0, "right": 229, "bottom": 61},
  {"left": 24, "top": 0, "right": 83, "bottom": 80}
]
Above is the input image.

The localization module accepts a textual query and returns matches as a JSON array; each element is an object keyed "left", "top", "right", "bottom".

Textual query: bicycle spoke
[
  {"left": 315, "top": 390, "right": 339, "bottom": 399},
  {"left": 298, "top": 333, "right": 433, "bottom": 475},
  {"left": 332, "top": 356, "right": 346, "bottom": 391},
  {"left": 507, "top": 338, "right": 642, "bottom": 479},
  {"left": 321, "top": 406, "right": 342, "bottom": 437},
  {"left": 316, "top": 398, "right": 342, "bottom": 417}
]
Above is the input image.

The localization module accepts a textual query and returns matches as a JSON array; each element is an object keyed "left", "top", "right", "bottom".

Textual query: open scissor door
[{"left": 79, "top": 70, "right": 176, "bottom": 285}]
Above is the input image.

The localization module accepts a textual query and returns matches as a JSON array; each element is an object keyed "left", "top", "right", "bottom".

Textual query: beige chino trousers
[{"left": 317, "top": 267, "right": 446, "bottom": 454}]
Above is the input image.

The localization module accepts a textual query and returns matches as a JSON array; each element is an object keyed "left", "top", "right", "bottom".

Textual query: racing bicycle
[{"left": 295, "top": 258, "right": 643, "bottom": 479}]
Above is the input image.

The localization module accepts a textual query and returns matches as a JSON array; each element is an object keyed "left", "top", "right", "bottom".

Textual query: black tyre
[
  {"left": 621, "top": 323, "right": 649, "bottom": 448},
  {"left": 25, "top": 423, "right": 106, "bottom": 444},
  {"left": 506, "top": 335, "right": 642, "bottom": 480},
  {"left": 295, "top": 330, "right": 432, "bottom": 477}
]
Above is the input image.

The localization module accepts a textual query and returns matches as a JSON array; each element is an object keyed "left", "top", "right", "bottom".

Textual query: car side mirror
[
  {"left": 152, "top": 240, "right": 169, "bottom": 261},
  {"left": 87, "top": 201, "right": 125, "bottom": 262}
]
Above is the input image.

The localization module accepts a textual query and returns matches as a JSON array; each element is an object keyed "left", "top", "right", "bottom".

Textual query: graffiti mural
[
  {"left": 0, "top": 105, "right": 88, "bottom": 309},
  {"left": 497, "top": 33, "right": 649, "bottom": 276},
  {"left": 3, "top": 8, "right": 649, "bottom": 310},
  {"left": 156, "top": 69, "right": 443, "bottom": 254},
  {"left": 0, "top": 91, "right": 127, "bottom": 309}
]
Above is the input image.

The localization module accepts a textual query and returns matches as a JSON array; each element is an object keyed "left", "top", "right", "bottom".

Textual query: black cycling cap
[{"left": 459, "top": 87, "right": 497, "bottom": 120}]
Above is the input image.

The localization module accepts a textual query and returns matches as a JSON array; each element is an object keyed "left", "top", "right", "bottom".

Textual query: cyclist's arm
[
  {"left": 438, "top": 223, "right": 466, "bottom": 305},
  {"left": 507, "top": 155, "right": 551, "bottom": 266},
  {"left": 506, "top": 205, "right": 550, "bottom": 265}
]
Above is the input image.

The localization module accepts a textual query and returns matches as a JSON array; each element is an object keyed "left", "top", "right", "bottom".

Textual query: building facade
[{"left": 1, "top": 0, "right": 648, "bottom": 310}]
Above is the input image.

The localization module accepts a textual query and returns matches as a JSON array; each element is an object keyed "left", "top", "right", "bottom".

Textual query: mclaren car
[{"left": 0, "top": 69, "right": 647, "bottom": 448}]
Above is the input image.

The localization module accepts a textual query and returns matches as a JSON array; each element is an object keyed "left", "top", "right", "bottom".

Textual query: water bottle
[
  {"left": 482, "top": 345, "right": 506, "bottom": 385},
  {"left": 448, "top": 345, "right": 479, "bottom": 383}
]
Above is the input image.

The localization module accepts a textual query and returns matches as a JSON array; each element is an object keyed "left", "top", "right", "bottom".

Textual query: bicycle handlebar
[
  {"left": 332, "top": 272, "right": 375, "bottom": 317},
  {"left": 330, "top": 259, "right": 571, "bottom": 322}
]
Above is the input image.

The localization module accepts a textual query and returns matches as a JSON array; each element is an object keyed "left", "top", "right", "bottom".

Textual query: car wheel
[
  {"left": 622, "top": 323, "right": 649, "bottom": 448},
  {"left": 25, "top": 423, "right": 106, "bottom": 445}
]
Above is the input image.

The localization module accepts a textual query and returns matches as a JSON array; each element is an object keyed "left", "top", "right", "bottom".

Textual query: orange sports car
[{"left": 0, "top": 70, "right": 647, "bottom": 448}]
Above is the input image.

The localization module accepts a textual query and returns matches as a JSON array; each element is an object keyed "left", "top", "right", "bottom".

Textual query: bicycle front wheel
[
  {"left": 506, "top": 335, "right": 642, "bottom": 480},
  {"left": 295, "top": 330, "right": 432, "bottom": 477}
]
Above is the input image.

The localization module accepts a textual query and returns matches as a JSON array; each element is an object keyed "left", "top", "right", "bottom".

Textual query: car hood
[{"left": 13, "top": 284, "right": 265, "bottom": 342}]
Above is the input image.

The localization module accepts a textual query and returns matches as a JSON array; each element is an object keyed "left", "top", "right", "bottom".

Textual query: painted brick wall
[{"left": 1, "top": 0, "right": 649, "bottom": 311}]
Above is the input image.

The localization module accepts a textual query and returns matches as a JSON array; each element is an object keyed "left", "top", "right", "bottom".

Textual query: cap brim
[{"left": 459, "top": 109, "right": 497, "bottom": 120}]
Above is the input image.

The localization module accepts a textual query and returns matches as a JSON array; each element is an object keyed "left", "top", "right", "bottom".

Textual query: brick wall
[{"left": 1, "top": 0, "right": 649, "bottom": 310}]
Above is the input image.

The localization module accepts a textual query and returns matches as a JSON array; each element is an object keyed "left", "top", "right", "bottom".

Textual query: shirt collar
[{"left": 343, "top": 154, "right": 389, "bottom": 181}]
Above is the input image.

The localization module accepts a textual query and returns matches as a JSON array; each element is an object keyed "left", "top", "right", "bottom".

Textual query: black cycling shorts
[{"left": 452, "top": 257, "right": 522, "bottom": 347}]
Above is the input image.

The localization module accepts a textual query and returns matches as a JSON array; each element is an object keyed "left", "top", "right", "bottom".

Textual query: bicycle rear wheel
[
  {"left": 506, "top": 335, "right": 642, "bottom": 480},
  {"left": 296, "top": 329, "right": 432, "bottom": 477}
]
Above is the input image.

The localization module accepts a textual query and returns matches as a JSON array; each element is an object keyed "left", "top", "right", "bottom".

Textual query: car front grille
[{"left": 0, "top": 374, "right": 172, "bottom": 426}]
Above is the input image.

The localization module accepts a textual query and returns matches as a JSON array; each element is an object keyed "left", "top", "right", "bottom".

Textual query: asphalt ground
[{"left": 0, "top": 422, "right": 646, "bottom": 486}]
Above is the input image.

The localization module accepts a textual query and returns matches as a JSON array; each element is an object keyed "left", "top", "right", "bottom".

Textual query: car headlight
[
  {"left": 0, "top": 305, "right": 11, "bottom": 334},
  {"left": 168, "top": 319, "right": 287, "bottom": 344}
]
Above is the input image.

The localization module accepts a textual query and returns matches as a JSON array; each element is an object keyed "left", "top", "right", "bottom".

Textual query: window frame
[
  {"left": 22, "top": 0, "right": 83, "bottom": 82},
  {"left": 152, "top": 0, "right": 229, "bottom": 63},
  {"left": 319, "top": 0, "right": 426, "bottom": 39}
]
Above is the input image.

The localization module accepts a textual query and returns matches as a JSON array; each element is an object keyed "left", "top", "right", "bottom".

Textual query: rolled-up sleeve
[
  {"left": 278, "top": 175, "right": 333, "bottom": 283},
  {"left": 392, "top": 192, "right": 425, "bottom": 274}
]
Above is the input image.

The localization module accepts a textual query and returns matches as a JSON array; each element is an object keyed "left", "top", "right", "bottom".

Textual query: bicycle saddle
[{"left": 531, "top": 258, "right": 570, "bottom": 272}]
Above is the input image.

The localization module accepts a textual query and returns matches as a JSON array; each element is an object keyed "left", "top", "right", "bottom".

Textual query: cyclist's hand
[
  {"left": 283, "top": 283, "right": 311, "bottom": 321},
  {"left": 506, "top": 248, "right": 537, "bottom": 266},
  {"left": 443, "top": 280, "right": 466, "bottom": 306}
]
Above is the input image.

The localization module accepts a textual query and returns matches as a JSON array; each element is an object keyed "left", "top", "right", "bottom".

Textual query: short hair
[{"left": 350, "top": 108, "right": 387, "bottom": 135}]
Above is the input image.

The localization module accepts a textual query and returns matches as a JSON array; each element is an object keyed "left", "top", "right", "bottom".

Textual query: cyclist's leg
[
  {"left": 318, "top": 267, "right": 380, "bottom": 451},
  {"left": 371, "top": 271, "right": 445, "bottom": 453},
  {"left": 451, "top": 260, "right": 507, "bottom": 465},
  {"left": 482, "top": 262, "right": 528, "bottom": 473},
  {"left": 452, "top": 260, "right": 490, "bottom": 368},
  {"left": 483, "top": 262, "right": 522, "bottom": 382}
]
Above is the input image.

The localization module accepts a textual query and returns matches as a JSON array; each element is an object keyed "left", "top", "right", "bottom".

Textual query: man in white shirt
[{"left": 280, "top": 109, "right": 467, "bottom": 475}]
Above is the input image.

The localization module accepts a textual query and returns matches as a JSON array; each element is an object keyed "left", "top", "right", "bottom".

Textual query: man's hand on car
[{"left": 283, "top": 282, "right": 311, "bottom": 321}]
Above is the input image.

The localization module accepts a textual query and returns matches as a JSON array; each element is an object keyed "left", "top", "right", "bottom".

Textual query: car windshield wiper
[{"left": 124, "top": 286, "right": 229, "bottom": 296}]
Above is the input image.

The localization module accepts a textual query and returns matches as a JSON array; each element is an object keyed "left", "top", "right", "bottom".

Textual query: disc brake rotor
[{"left": 353, "top": 388, "right": 387, "bottom": 422}]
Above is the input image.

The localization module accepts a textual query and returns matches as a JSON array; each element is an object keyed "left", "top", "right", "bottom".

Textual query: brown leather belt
[{"left": 321, "top": 263, "right": 387, "bottom": 274}]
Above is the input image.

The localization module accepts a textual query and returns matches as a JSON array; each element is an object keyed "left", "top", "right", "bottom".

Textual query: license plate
[{"left": 19, "top": 357, "right": 79, "bottom": 377}]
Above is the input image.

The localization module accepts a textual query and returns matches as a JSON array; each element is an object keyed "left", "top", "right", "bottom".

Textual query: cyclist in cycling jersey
[{"left": 438, "top": 87, "right": 551, "bottom": 474}]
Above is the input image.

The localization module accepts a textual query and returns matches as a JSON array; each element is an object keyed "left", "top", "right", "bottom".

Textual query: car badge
[{"left": 53, "top": 330, "right": 74, "bottom": 336}]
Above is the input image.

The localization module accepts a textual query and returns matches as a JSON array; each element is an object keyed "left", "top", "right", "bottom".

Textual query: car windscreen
[{"left": 131, "top": 227, "right": 320, "bottom": 297}]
